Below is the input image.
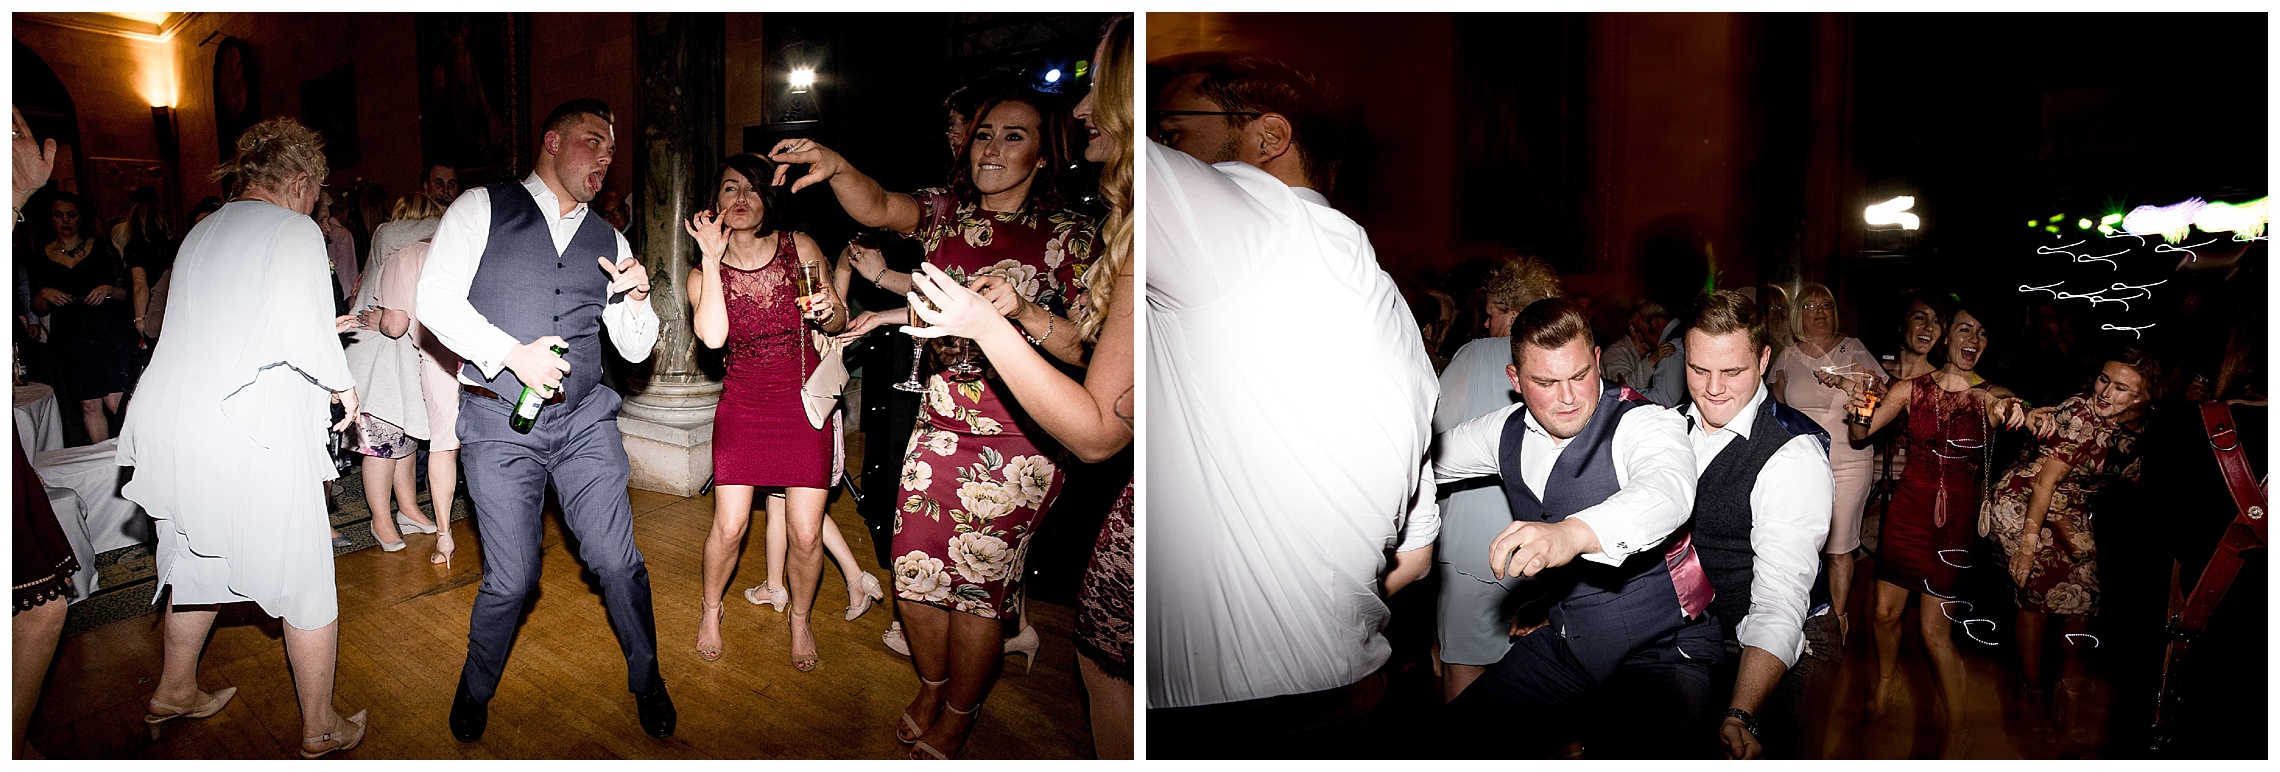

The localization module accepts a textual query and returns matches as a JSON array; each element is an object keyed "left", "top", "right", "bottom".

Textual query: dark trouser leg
[
  {"left": 457, "top": 404, "right": 551, "bottom": 702},
  {"left": 550, "top": 398, "right": 660, "bottom": 694},
  {"left": 1446, "top": 627, "right": 1597, "bottom": 757},
  {"left": 1586, "top": 617, "right": 1723, "bottom": 759}
]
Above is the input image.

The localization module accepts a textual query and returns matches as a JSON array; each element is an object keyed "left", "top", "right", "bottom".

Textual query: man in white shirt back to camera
[
  {"left": 1671, "top": 290, "right": 1838, "bottom": 759},
  {"left": 1145, "top": 53, "right": 1441, "bottom": 755}
]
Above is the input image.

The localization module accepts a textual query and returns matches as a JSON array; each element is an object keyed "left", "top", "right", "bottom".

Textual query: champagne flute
[
  {"left": 793, "top": 260, "right": 823, "bottom": 328},
  {"left": 894, "top": 281, "right": 936, "bottom": 394}
]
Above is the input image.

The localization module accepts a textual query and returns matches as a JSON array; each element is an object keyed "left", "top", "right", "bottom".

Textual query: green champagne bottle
[{"left": 509, "top": 344, "right": 568, "bottom": 434}]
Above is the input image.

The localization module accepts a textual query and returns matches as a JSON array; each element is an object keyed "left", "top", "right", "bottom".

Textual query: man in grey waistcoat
[{"left": 417, "top": 98, "right": 673, "bottom": 741}]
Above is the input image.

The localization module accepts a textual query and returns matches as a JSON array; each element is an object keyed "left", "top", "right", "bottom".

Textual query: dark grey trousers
[{"left": 455, "top": 387, "right": 659, "bottom": 701}]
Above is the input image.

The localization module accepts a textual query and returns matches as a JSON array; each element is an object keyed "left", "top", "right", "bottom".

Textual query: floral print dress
[
  {"left": 1982, "top": 395, "right": 2144, "bottom": 615},
  {"left": 891, "top": 189, "right": 1097, "bottom": 619}
]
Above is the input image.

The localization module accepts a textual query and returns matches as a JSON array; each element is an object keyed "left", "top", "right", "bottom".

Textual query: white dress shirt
[
  {"left": 417, "top": 174, "right": 658, "bottom": 382},
  {"left": 1432, "top": 383, "right": 1697, "bottom": 569},
  {"left": 1685, "top": 383, "right": 1833, "bottom": 668},
  {"left": 1145, "top": 143, "right": 1440, "bottom": 709}
]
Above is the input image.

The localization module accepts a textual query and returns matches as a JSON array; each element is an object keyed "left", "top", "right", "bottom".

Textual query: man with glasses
[{"left": 1146, "top": 53, "right": 1439, "bottom": 755}]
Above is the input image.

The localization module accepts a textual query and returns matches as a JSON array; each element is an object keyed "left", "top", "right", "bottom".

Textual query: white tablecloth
[
  {"left": 13, "top": 383, "right": 64, "bottom": 461},
  {"left": 33, "top": 438, "right": 153, "bottom": 554},
  {"left": 43, "top": 486, "right": 101, "bottom": 602}
]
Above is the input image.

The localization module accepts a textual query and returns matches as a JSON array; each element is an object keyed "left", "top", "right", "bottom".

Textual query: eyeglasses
[
  {"left": 1151, "top": 110, "right": 1263, "bottom": 123},
  {"left": 1801, "top": 302, "right": 1836, "bottom": 311}
]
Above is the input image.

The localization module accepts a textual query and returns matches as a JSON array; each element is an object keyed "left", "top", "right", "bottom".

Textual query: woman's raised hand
[
  {"left": 767, "top": 138, "right": 841, "bottom": 193},
  {"left": 846, "top": 242, "right": 888, "bottom": 283},
  {"left": 683, "top": 210, "right": 728, "bottom": 259},
  {"left": 902, "top": 263, "right": 1009, "bottom": 341},
  {"left": 965, "top": 273, "right": 1029, "bottom": 319}
]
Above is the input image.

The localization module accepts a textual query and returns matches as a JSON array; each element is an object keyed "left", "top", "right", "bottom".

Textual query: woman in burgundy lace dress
[
  {"left": 1846, "top": 296, "right": 2032, "bottom": 757},
  {"left": 686, "top": 153, "right": 854, "bottom": 671},
  {"left": 770, "top": 88, "right": 1098, "bottom": 759}
]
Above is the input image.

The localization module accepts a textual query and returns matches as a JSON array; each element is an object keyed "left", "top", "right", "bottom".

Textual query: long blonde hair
[
  {"left": 388, "top": 192, "right": 446, "bottom": 222},
  {"left": 1080, "top": 15, "right": 1133, "bottom": 343}
]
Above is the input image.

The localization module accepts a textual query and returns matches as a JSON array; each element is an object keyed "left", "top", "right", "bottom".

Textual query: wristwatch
[{"left": 1724, "top": 708, "right": 1759, "bottom": 737}]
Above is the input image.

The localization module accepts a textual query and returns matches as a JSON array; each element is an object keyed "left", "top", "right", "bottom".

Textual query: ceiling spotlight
[
  {"left": 1045, "top": 68, "right": 1062, "bottom": 84},
  {"left": 790, "top": 67, "right": 816, "bottom": 94},
  {"left": 1865, "top": 195, "right": 1920, "bottom": 231}
]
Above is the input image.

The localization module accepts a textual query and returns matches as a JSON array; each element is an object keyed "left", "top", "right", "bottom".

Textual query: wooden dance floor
[{"left": 27, "top": 484, "right": 1095, "bottom": 759}]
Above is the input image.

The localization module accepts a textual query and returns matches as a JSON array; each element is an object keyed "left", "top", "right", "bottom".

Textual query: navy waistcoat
[
  {"left": 461, "top": 182, "right": 617, "bottom": 410},
  {"left": 1499, "top": 382, "right": 1697, "bottom": 680}
]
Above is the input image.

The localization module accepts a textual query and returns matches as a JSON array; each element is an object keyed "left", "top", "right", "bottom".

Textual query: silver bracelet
[
  {"left": 870, "top": 265, "right": 889, "bottom": 285},
  {"left": 1023, "top": 313, "right": 1053, "bottom": 346}
]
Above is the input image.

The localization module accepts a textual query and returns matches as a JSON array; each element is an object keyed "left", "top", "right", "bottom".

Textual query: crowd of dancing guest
[
  {"left": 1144, "top": 49, "right": 2261, "bottom": 761},
  {"left": 10, "top": 15, "right": 1133, "bottom": 760}
]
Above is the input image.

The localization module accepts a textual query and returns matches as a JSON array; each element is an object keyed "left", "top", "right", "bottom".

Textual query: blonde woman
[
  {"left": 356, "top": 194, "right": 460, "bottom": 566},
  {"left": 345, "top": 194, "right": 447, "bottom": 551},
  {"left": 116, "top": 117, "right": 369, "bottom": 758},
  {"left": 1769, "top": 282, "right": 1882, "bottom": 639}
]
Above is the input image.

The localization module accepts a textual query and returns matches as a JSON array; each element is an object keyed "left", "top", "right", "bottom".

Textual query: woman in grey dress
[{"left": 1433, "top": 253, "right": 1561, "bottom": 701}]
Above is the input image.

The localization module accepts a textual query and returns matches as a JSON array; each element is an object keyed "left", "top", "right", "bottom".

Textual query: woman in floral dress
[
  {"left": 1846, "top": 296, "right": 2033, "bottom": 758},
  {"left": 770, "top": 88, "right": 1095, "bottom": 759},
  {"left": 1985, "top": 352, "right": 2154, "bottom": 742}
]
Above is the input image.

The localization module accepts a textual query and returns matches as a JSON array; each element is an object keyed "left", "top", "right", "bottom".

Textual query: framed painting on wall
[
  {"left": 211, "top": 37, "right": 260, "bottom": 161},
  {"left": 415, "top": 12, "right": 530, "bottom": 185},
  {"left": 300, "top": 64, "right": 360, "bottom": 169}
]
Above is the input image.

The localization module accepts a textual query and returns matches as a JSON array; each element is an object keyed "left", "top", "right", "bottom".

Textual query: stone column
[{"left": 619, "top": 12, "right": 726, "bottom": 496}]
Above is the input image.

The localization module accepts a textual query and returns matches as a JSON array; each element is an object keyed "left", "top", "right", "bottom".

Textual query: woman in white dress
[
  {"left": 1768, "top": 281, "right": 1884, "bottom": 639},
  {"left": 345, "top": 194, "right": 445, "bottom": 549},
  {"left": 114, "top": 118, "right": 370, "bottom": 758}
]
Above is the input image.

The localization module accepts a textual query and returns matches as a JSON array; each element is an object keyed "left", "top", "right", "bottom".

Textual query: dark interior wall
[
  {"left": 529, "top": 13, "right": 636, "bottom": 201},
  {"left": 15, "top": 13, "right": 639, "bottom": 218},
  {"left": 1148, "top": 12, "right": 1462, "bottom": 278}
]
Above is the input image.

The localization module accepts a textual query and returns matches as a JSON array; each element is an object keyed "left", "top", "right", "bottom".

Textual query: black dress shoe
[
  {"left": 450, "top": 678, "right": 488, "bottom": 743},
  {"left": 634, "top": 683, "right": 676, "bottom": 739}
]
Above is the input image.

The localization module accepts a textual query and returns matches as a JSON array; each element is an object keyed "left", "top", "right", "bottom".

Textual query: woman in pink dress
[
  {"left": 1768, "top": 281, "right": 1885, "bottom": 640},
  {"left": 770, "top": 88, "right": 1097, "bottom": 759},
  {"left": 686, "top": 153, "right": 857, "bottom": 671}
]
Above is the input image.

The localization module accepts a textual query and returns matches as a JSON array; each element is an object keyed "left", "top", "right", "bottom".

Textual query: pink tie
[{"left": 1661, "top": 532, "right": 1714, "bottom": 619}]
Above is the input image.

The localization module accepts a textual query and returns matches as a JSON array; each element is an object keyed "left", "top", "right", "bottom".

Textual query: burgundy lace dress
[
  {"left": 712, "top": 231, "right": 832, "bottom": 489},
  {"left": 1875, "top": 372, "right": 1991, "bottom": 598},
  {"left": 1075, "top": 481, "right": 1134, "bottom": 681},
  {"left": 890, "top": 189, "right": 1098, "bottom": 620}
]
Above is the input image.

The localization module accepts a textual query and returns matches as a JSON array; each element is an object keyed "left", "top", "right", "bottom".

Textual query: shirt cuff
[{"left": 1563, "top": 514, "right": 1629, "bottom": 567}]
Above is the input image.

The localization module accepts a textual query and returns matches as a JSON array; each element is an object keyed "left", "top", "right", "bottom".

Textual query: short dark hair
[
  {"left": 542, "top": 98, "right": 614, "bottom": 140},
  {"left": 424, "top": 162, "right": 456, "bottom": 178},
  {"left": 1686, "top": 289, "right": 1765, "bottom": 352},
  {"left": 1156, "top": 52, "right": 1344, "bottom": 193},
  {"left": 1510, "top": 298, "right": 1595, "bottom": 366},
  {"left": 717, "top": 153, "right": 787, "bottom": 236}
]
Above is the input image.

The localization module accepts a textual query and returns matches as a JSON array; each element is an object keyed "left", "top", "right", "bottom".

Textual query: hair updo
[{"left": 210, "top": 118, "right": 329, "bottom": 196}]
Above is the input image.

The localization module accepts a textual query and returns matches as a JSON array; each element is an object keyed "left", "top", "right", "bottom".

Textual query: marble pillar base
[{"left": 618, "top": 379, "right": 723, "bottom": 497}]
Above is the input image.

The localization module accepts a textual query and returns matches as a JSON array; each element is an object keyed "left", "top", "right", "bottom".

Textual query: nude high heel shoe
[
  {"left": 369, "top": 521, "right": 406, "bottom": 553},
  {"left": 145, "top": 686, "right": 238, "bottom": 740},
  {"left": 743, "top": 581, "right": 787, "bottom": 612},
  {"left": 897, "top": 676, "right": 948, "bottom": 744},
  {"left": 299, "top": 709, "right": 369, "bottom": 759},
  {"left": 845, "top": 573, "right": 885, "bottom": 621}
]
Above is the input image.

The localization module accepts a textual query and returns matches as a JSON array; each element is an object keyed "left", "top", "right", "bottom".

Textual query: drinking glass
[{"left": 894, "top": 294, "right": 935, "bottom": 393}]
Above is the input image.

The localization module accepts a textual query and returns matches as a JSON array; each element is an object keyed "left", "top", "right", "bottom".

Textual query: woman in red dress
[
  {"left": 686, "top": 154, "right": 853, "bottom": 671},
  {"left": 1846, "top": 296, "right": 2034, "bottom": 757},
  {"left": 770, "top": 89, "right": 1097, "bottom": 759}
]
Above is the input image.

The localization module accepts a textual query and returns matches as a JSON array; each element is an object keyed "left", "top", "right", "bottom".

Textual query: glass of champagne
[
  {"left": 793, "top": 260, "right": 823, "bottom": 326},
  {"left": 894, "top": 284, "right": 936, "bottom": 394}
]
